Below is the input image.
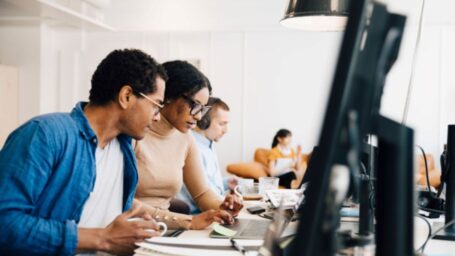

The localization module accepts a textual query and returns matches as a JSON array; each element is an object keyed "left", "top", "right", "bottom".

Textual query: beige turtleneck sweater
[{"left": 134, "top": 115, "right": 222, "bottom": 229}]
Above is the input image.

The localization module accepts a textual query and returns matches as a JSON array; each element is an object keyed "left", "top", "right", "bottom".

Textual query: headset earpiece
[{"left": 197, "top": 112, "right": 211, "bottom": 130}]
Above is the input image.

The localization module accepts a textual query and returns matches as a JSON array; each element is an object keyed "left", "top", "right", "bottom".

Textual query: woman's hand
[{"left": 190, "top": 209, "right": 234, "bottom": 230}]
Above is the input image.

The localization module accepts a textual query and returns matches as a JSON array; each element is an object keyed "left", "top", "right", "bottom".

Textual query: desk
[
  {"left": 415, "top": 216, "right": 455, "bottom": 255},
  {"left": 135, "top": 201, "right": 266, "bottom": 256},
  {"left": 135, "top": 201, "right": 455, "bottom": 256}
]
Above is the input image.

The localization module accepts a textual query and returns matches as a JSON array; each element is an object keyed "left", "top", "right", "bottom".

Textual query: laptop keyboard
[{"left": 238, "top": 219, "right": 271, "bottom": 237}]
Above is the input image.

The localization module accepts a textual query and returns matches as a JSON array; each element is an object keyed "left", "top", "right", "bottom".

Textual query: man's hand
[
  {"left": 220, "top": 194, "right": 243, "bottom": 216},
  {"left": 190, "top": 210, "right": 234, "bottom": 230},
  {"left": 99, "top": 204, "right": 160, "bottom": 254}
]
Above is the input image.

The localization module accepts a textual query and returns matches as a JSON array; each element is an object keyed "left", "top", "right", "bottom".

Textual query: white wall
[
  {"left": 2, "top": 0, "right": 455, "bottom": 174},
  {"left": 79, "top": 30, "right": 342, "bottom": 173},
  {"left": 80, "top": 22, "right": 455, "bottom": 174},
  {"left": 0, "top": 65, "right": 18, "bottom": 146},
  {"left": 103, "top": 0, "right": 286, "bottom": 31},
  {"left": 242, "top": 31, "right": 340, "bottom": 156},
  {"left": 0, "top": 26, "right": 41, "bottom": 123},
  {"left": 381, "top": 25, "right": 455, "bottom": 159},
  {"left": 0, "top": 24, "right": 84, "bottom": 119}
]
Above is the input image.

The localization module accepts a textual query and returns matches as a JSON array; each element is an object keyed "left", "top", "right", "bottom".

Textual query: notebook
[{"left": 134, "top": 237, "right": 263, "bottom": 256}]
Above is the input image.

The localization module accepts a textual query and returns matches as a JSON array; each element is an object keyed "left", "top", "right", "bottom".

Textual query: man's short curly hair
[
  {"left": 89, "top": 49, "right": 168, "bottom": 105},
  {"left": 162, "top": 60, "right": 212, "bottom": 101}
]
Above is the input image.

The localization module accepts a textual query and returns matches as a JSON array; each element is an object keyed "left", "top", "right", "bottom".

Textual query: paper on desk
[
  {"left": 213, "top": 223, "right": 237, "bottom": 237},
  {"left": 136, "top": 237, "right": 263, "bottom": 256},
  {"left": 144, "top": 237, "right": 263, "bottom": 246}
]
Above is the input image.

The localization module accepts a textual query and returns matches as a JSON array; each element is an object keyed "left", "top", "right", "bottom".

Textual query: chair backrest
[
  {"left": 417, "top": 154, "right": 441, "bottom": 188},
  {"left": 254, "top": 148, "right": 271, "bottom": 167}
]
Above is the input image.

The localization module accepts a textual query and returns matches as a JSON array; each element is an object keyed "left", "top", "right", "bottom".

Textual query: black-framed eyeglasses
[
  {"left": 181, "top": 95, "right": 211, "bottom": 117},
  {"left": 139, "top": 92, "right": 164, "bottom": 116}
]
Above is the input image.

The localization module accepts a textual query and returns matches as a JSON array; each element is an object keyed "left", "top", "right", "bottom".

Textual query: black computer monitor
[
  {"left": 434, "top": 124, "right": 455, "bottom": 240},
  {"left": 287, "top": 0, "right": 408, "bottom": 255}
]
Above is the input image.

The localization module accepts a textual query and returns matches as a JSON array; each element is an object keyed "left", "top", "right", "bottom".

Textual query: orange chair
[
  {"left": 226, "top": 148, "right": 270, "bottom": 180},
  {"left": 227, "top": 148, "right": 310, "bottom": 180},
  {"left": 416, "top": 154, "right": 441, "bottom": 189}
]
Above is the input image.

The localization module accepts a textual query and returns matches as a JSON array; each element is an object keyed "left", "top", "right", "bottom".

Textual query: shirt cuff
[{"left": 62, "top": 220, "right": 78, "bottom": 255}]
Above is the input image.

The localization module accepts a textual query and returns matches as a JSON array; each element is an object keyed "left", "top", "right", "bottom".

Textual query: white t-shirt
[{"left": 79, "top": 138, "right": 124, "bottom": 228}]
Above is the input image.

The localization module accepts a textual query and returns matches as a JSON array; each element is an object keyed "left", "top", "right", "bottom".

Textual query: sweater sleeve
[{"left": 183, "top": 136, "right": 223, "bottom": 212}]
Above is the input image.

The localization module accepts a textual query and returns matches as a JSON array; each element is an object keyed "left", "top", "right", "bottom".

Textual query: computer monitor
[
  {"left": 358, "top": 142, "right": 377, "bottom": 236},
  {"left": 434, "top": 124, "right": 455, "bottom": 240},
  {"left": 287, "top": 0, "right": 408, "bottom": 255}
]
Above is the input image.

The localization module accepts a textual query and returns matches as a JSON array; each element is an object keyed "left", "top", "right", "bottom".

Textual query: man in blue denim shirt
[{"left": 0, "top": 49, "right": 167, "bottom": 255}]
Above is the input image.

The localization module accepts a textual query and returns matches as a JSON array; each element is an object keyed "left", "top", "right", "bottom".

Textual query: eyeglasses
[
  {"left": 139, "top": 92, "right": 164, "bottom": 116},
  {"left": 181, "top": 95, "right": 211, "bottom": 117}
]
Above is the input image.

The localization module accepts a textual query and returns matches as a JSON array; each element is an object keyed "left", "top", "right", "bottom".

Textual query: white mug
[{"left": 128, "top": 217, "right": 168, "bottom": 236}]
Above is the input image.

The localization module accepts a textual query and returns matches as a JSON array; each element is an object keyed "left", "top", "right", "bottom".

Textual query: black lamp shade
[{"left": 281, "top": 0, "right": 350, "bottom": 31}]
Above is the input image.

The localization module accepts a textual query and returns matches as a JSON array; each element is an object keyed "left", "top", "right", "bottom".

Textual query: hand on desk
[
  {"left": 220, "top": 193, "right": 244, "bottom": 217},
  {"left": 99, "top": 203, "right": 161, "bottom": 254},
  {"left": 190, "top": 209, "right": 234, "bottom": 230}
]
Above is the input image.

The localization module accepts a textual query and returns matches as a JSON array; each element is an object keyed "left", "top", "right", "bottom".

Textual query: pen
[{"left": 230, "top": 238, "right": 247, "bottom": 255}]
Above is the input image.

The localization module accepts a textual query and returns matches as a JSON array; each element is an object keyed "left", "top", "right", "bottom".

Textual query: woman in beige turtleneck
[{"left": 135, "top": 60, "right": 242, "bottom": 230}]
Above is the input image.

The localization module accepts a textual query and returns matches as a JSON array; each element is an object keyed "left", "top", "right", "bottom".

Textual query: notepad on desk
[
  {"left": 265, "top": 189, "right": 304, "bottom": 209},
  {"left": 135, "top": 237, "right": 263, "bottom": 256}
]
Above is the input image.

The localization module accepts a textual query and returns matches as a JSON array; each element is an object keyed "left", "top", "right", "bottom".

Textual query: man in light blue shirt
[{"left": 178, "top": 97, "right": 237, "bottom": 214}]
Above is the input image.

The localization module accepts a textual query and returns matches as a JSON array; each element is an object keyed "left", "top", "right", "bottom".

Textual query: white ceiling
[
  {"left": 102, "top": 0, "right": 455, "bottom": 31},
  {"left": 104, "top": 0, "right": 287, "bottom": 31}
]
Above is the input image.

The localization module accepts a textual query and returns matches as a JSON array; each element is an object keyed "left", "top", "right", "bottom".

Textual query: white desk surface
[
  {"left": 136, "top": 201, "right": 455, "bottom": 256},
  {"left": 415, "top": 216, "right": 455, "bottom": 255}
]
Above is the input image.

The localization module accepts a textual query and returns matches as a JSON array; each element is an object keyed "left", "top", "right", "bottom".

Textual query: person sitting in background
[
  {"left": 267, "top": 129, "right": 305, "bottom": 189},
  {"left": 0, "top": 49, "right": 166, "bottom": 255},
  {"left": 134, "top": 61, "right": 242, "bottom": 231},
  {"left": 177, "top": 97, "right": 238, "bottom": 214}
]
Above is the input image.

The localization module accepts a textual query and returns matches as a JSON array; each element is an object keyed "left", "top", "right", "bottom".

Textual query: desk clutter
[
  {"left": 132, "top": 187, "right": 358, "bottom": 256},
  {"left": 133, "top": 190, "right": 302, "bottom": 256},
  {"left": 131, "top": 194, "right": 455, "bottom": 256}
]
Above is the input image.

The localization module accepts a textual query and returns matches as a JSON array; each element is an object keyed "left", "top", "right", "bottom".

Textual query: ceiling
[
  {"left": 1, "top": 0, "right": 454, "bottom": 31},
  {"left": 103, "top": 0, "right": 455, "bottom": 31}
]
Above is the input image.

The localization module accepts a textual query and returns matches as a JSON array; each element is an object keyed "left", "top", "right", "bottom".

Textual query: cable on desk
[
  {"left": 420, "top": 219, "right": 455, "bottom": 254},
  {"left": 418, "top": 206, "right": 445, "bottom": 215},
  {"left": 360, "top": 162, "right": 375, "bottom": 211},
  {"left": 415, "top": 215, "right": 432, "bottom": 253},
  {"left": 417, "top": 145, "right": 433, "bottom": 197}
]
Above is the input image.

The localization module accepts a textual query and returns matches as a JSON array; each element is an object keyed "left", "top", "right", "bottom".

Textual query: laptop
[
  {"left": 209, "top": 218, "right": 299, "bottom": 240},
  {"left": 209, "top": 218, "right": 272, "bottom": 239},
  {"left": 209, "top": 180, "right": 307, "bottom": 240}
]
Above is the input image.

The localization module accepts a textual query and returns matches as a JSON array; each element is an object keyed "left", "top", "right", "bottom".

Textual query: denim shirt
[{"left": 0, "top": 102, "right": 138, "bottom": 256}]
